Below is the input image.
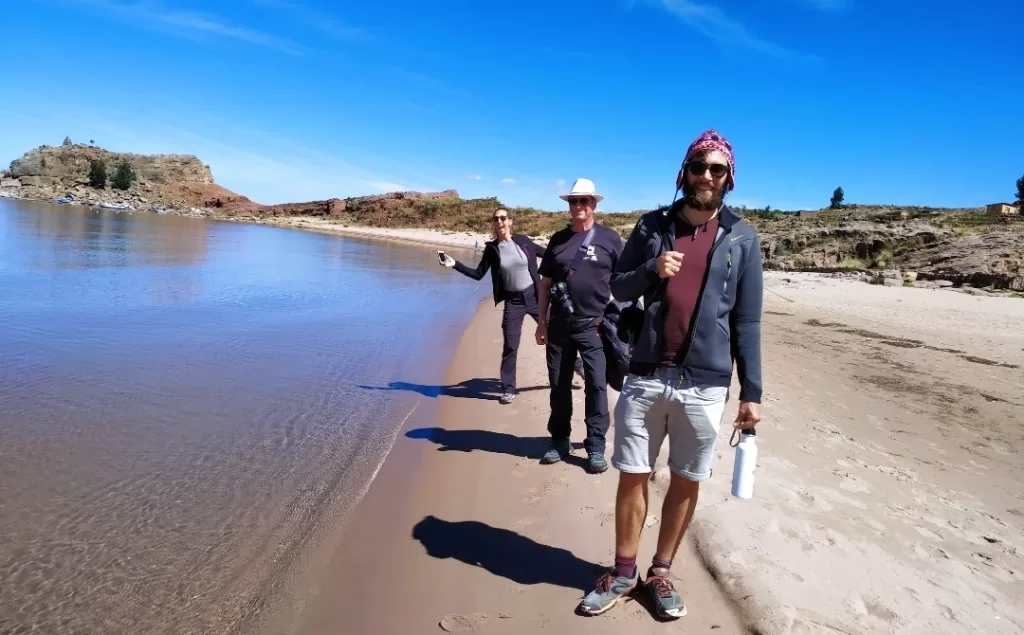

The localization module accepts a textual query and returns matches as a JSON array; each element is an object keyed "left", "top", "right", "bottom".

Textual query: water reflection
[
  {"left": 0, "top": 198, "right": 487, "bottom": 635},
  {"left": 8, "top": 199, "right": 210, "bottom": 270}
]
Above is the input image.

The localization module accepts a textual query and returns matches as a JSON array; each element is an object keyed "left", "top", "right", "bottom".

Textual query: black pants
[
  {"left": 545, "top": 315, "right": 609, "bottom": 455},
  {"left": 501, "top": 289, "right": 583, "bottom": 394}
]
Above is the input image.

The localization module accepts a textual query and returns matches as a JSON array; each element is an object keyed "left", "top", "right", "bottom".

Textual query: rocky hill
[
  {"left": 741, "top": 206, "right": 1024, "bottom": 291},
  {"left": 1, "top": 137, "right": 250, "bottom": 210}
]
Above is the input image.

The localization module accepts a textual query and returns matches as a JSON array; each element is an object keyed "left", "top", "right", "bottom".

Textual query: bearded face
[{"left": 680, "top": 149, "right": 732, "bottom": 212}]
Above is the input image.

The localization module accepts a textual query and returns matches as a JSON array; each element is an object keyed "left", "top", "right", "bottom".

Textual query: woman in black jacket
[{"left": 440, "top": 207, "right": 581, "bottom": 404}]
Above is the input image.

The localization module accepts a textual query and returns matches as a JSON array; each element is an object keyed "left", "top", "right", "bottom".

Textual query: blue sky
[{"left": 1, "top": 0, "right": 1021, "bottom": 211}]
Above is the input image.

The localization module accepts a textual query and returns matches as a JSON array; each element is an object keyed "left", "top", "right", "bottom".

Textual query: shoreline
[
  {"left": 4, "top": 196, "right": 1021, "bottom": 298},
  {"left": 295, "top": 297, "right": 746, "bottom": 633},
  {"left": 295, "top": 267, "right": 1024, "bottom": 634}
]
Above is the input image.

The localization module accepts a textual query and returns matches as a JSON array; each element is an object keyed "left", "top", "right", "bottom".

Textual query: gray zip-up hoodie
[{"left": 610, "top": 204, "right": 763, "bottom": 403}]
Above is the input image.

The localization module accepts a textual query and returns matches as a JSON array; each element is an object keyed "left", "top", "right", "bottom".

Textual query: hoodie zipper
[{"left": 672, "top": 223, "right": 732, "bottom": 386}]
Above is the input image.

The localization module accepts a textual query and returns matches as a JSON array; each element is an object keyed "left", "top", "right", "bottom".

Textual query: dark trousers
[
  {"left": 500, "top": 289, "right": 584, "bottom": 394},
  {"left": 545, "top": 315, "right": 609, "bottom": 455}
]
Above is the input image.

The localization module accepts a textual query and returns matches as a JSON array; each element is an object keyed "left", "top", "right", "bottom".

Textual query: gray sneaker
[
  {"left": 498, "top": 392, "right": 516, "bottom": 405},
  {"left": 579, "top": 569, "right": 639, "bottom": 616},
  {"left": 587, "top": 452, "right": 608, "bottom": 473},
  {"left": 644, "top": 569, "right": 687, "bottom": 619},
  {"left": 539, "top": 438, "right": 572, "bottom": 464}
]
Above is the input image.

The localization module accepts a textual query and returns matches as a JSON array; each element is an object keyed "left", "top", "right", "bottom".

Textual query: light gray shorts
[{"left": 611, "top": 367, "right": 729, "bottom": 481}]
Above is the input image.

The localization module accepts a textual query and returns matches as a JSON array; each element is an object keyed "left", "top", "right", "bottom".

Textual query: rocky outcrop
[
  {"left": 757, "top": 213, "right": 1024, "bottom": 291},
  {"left": 10, "top": 143, "right": 215, "bottom": 185},
  {"left": 5, "top": 140, "right": 246, "bottom": 211},
  {"left": 254, "top": 189, "right": 463, "bottom": 219}
]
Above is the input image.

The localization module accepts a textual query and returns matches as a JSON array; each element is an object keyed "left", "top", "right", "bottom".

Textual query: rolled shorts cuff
[
  {"left": 610, "top": 458, "right": 653, "bottom": 474},
  {"left": 668, "top": 462, "right": 712, "bottom": 482}
]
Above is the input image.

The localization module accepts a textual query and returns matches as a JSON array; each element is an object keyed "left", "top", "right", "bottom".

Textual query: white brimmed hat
[{"left": 559, "top": 177, "right": 604, "bottom": 202}]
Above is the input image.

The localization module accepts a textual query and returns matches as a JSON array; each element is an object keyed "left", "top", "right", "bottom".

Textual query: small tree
[
  {"left": 830, "top": 186, "right": 845, "bottom": 209},
  {"left": 1016, "top": 174, "right": 1024, "bottom": 208},
  {"left": 88, "top": 159, "right": 107, "bottom": 188},
  {"left": 111, "top": 160, "right": 137, "bottom": 190}
]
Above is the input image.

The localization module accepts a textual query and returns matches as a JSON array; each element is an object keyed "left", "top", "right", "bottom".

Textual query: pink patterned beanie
[{"left": 676, "top": 129, "right": 735, "bottom": 190}]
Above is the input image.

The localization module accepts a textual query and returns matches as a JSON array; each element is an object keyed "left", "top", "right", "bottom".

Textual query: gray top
[{"left": 497, "top": 239, "right": 532, "bottom": 293}]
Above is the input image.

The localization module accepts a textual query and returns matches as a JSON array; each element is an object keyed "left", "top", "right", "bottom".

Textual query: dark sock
[
  {"left": 651, "top": 556, "right": 672, "bottom": 573},
  {"left": 614, "top": 555, "right": 637, "bottom": 579}
]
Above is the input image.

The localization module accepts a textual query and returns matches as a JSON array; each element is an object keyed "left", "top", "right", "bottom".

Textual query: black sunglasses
[
  {"left": 567, "top": 197, "right": 593, "bottom": 205},
  {"left": 492, "top": 215, "right": 509, "bottom": 222},
  {"left": 687, "top": 161, "right": 730, "bottom": 178}
]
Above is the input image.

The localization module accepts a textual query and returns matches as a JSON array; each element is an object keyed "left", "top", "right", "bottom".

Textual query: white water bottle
[{"left": 731, "top": 428, "right": 757, "bottom": 499}]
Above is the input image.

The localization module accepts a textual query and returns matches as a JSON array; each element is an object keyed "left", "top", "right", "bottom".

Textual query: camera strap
[{"left": 566, "top": 227, "right": 596, "bottom": 279}]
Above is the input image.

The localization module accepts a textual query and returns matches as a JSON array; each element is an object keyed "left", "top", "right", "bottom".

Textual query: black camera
[{"left": 549, "top": 281, "right": 575, "bottom": 315}]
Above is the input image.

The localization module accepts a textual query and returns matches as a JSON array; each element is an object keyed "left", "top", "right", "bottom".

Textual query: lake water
[{"left": 0, "top": 200, "right": 487, "bottom": 634}]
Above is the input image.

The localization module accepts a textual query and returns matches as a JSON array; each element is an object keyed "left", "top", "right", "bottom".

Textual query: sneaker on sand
[
  {"left": 644, "top": 568, "right": 687, "bottom": 619},
  {"left": 498, "top": 392, "right": 516, "bottom": 405},
  {"left": 587, "top": 452, "right": 608, "bottom": 473},
  {"left": 579, "top": 569, "right": 639, "bottom": 616},
  {"left": 540, "top": 438, "right": 572, "bottom": 464}
]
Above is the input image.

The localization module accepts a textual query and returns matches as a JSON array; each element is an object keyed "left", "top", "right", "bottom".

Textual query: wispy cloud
[
  {"left": 249, "top": 0, "right": 367, "bottom": 40},
  {"left": 500, "top": 178, "right": 518, "bottom": 185},
  {"left": 466, "top": 174, "right": 482, "bottom": 181},
  {"left": 57, "top": 0, "right": 302, "bottom": 55},
  {"left": 640, "top": 0, "right": 823, "bottom": 64}
]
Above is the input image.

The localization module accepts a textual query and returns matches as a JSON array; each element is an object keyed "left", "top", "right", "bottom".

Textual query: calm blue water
[{"left": 0, "top": 199, "right": 487, "bottom": 634}]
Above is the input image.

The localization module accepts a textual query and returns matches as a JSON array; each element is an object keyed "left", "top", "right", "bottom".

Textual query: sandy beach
[
  {"left": 260, "top": 216, "right": 495, "bottom": 251},
  {"left": 290, "top": 249, "right": 1023, "bottom": 634}
]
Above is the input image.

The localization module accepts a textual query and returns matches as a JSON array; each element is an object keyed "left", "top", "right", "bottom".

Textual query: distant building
[{"left": 986, "top": 202, "right": 1020, "bottom": 216}]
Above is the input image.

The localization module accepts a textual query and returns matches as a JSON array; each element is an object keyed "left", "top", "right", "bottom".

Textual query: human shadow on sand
[
  {"left": 358, "top": 377, "right": 551, "bottom": 402},
  {"left": 406, "top": 427, "right": 587, "bottom": 467},
  {"left": 412, "top": 515, "right": 602, "bottom": 592}
]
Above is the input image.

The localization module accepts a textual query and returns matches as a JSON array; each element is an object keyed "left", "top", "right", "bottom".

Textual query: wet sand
[
  {"left": 300, "top": 270, "right": 1023, "bottom": 635},
  {"left": 297, "top": 299, "right": 746, "bottom": 634}
]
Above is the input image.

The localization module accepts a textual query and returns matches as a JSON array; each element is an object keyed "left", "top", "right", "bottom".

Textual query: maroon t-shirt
[{"left": 661, "top": 215, "right": 720, "bottom": 363}]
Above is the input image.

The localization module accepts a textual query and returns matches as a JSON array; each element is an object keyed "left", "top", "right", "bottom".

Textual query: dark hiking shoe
[
  {"left": 540, "top": 438, "right": 572, "bottom": 464},
  {"left": 644, "top": 568, "right": 687, "bottom": 619},
  {"left": 499, "top": 392, "right": 516, "bottom": 405},
  {"left": 579, "top": 569, "right": 639, "bottom": 616},
  {"left": 587, "top": 452, "right": 609, "bottom": 473}
]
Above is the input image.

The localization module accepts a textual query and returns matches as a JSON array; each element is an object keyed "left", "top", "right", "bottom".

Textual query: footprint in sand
[
  {"left": 439, "top": 613, "right": 489, "bottom": 633},
  {"left": 911, "top": 542, "right": 951, "bottom": 561},
  {"left": 514, "top": 517, "right": 537, "bottom": 529},
  {"left": 832, "top": 470, "right": 873, "bottom": 494},
  {"left": 523, "top": 476, "right": 569, "bottom": 505},
  {"left": 512, "top": 460, "right": 530, "bottom": 478},
  {"left": 914, "top": 525, "right": 943, "bottom": 541}
]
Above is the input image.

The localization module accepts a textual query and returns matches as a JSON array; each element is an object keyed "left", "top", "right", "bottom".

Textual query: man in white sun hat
[{"left": 535, "top": 177, "right": 624, "bottom": 474}]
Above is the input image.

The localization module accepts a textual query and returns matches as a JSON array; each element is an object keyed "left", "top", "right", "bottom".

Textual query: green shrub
[
  {"left": 88, "top": 159, "right": 107, "bottom": 188},
  {"left": 111, "top": 160, "right": 136, "bottom": 190}
]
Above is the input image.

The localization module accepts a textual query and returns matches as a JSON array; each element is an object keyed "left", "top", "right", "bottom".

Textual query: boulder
[{"left": 0, "top": 178, "right": 20, "bottom": 188}]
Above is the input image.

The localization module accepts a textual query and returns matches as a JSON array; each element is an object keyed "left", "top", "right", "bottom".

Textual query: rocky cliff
[
  {"left": 748, "top": 207, "right": 1024, "bottom": 291},
  {"left": 2, "top": 138, "right": 250, "bottom": 210}
]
